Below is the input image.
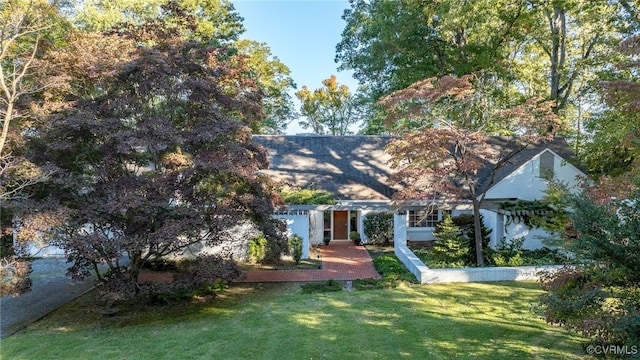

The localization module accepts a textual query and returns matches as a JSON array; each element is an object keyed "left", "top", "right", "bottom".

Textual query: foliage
[
  {"left": 349, "top": 231, "right": 361, "bottom": 245},
  {"left": 280, "top": 188, "right": 336, "bottom": 205},
  {"left": 381, "top": 74, "right": 560, "bottom": 266},
  {"left": 295, "top": 75, "right": 362, "bottom": 135},
  {"left": 0, "top": 0, "right": 70, "bottom": 295},
  {"left": 17, "top": 3, "right": 285, "bottom": 297},
  {"left": 300, "top": 279, "right": 343, "bottom": 294},
  {"left": 362, "top": 211, "right": 394, "bottom": 245},
  {"left": 371, "top": 254, "right": 416, "bottom": 284},
  {"left": 235, "top": 39, "right": 297, "bottom": 134},
  {"left": 429, "top": 215, "right": 470, "bottom": 268},
  {"left": 288, "top": 234, "right": 303, "bottom": 265},
  {"left": 0, "top": 257, "right": 32, "bottom": 297},
  {"left": 492, "top": 237, "right": 525, "bottom": 267},
  {"left": 450, "top": 214, "right": 492, "bottom": 265},
  {"left": 97, "top": 254, "right": 240, "bottom": 305},
  {"left": 248, "top": 235, "right": 268, "bottom": 264},
  {"left": 72, "top": 0, "right": 296, "bottom": 135},
  {"left": 580, "top": 33, "right": 640, "bottom": 191},
  {"left": 539, "top": 180, "right": 640, "bottom": 347},
  {"left": 338, "top": 0, "right": 638, "bottom": 137}
]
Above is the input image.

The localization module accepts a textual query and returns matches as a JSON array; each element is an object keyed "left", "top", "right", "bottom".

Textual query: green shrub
[
  {"left": 301, "top": 279, "right": 343, "bottom": 293},
  {"left": 289, "top": 234, "right": 303, "bottom": 265},
  {"left": 349, "top": 231, "right": 361, "bottom": 245},
  {"left": 372, "top": 254, "right": 417, "bottom": 283},
  {"left": 281, "top": 189, "right": 336, "bottom": 205},
  {"left": 363, "top": 212, "right": 394, "bottom": 245},
  {"left": 249, "top": 235, "right": 268, "bottom": 263},
  {"left": 450, "top": 214, "right": 492, "bottom": 265},
  {"left": 492, "top": 236, "right": 525, "bottom": 267},
  {"left": 429, "top": 215, "right": 470, "bottom": 267}
]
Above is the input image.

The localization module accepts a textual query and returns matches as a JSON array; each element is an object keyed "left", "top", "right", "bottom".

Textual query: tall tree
[
  {"left": 235, "top": 39, "right": 296, "bottom": 134},
  {"left": 20, "top": 3, "right": 285, "bottom": 294},
  {"left": 381, "top": 74, "right": 559, "bottom": 266},
  {"left": 0, "top": 0, "right": 69, "bottom": 296},
  {"left": 295, "top": 75, "right": 361, "bottom": 135},
  {"left": 71, "top": 0, "right": 297, "bottom": 134},
  {"left": 336, "top": 0, "right": 637, "bottom": 137}
]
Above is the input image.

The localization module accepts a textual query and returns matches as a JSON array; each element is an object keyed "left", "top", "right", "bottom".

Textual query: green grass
[{"left": 2, "top": 281, "right": 587, "bottom": 359}]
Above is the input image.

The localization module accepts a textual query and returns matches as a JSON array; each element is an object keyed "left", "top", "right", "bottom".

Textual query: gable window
[
  {"left": 408, "top": 210, "right": 448, "bottom": 228},
  {"left": 539, "top": 151, "right": 555, "bottom": 178}
]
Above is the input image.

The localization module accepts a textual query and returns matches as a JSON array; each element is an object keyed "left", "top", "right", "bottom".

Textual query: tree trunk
[
  {"left": 129, "top": 252, "right": 142, "bottom": 293},
  {"left": 472, "top": 198, "right": 485, "bottom": 267}
]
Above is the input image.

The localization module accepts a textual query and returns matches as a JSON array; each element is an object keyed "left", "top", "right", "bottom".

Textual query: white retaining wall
[{"left": 394, "top": 212, "right": 562, "bottom": 283}]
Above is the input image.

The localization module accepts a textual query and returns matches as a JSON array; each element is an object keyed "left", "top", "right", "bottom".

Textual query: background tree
[
  {"left": 295, "top": 75, "right": 361, "bottom": 135},
  {"left": 0, "top": 0, "right": 70, "bottom": 296},
  {"left": 235, "top": 39, "right": 297, "bottom": 134},
  {"left": 580, "top": 33, "right": 640, "bottom": 198},
  {"left": 336, "top": 0, "right": 638, "bottom": 139},
  {"left": 19, "top": 4, "right": 285, "bottom": 296},
  {"left": 71, "top": 0, "right": 297, "bottom": 134},
  {"left": 381, "top": 74, "right": 559, "bottom": 266}
]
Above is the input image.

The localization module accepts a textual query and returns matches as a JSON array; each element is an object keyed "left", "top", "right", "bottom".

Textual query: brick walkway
[{"left": 239, "top": 240, "right": 381, "bottom": 283}]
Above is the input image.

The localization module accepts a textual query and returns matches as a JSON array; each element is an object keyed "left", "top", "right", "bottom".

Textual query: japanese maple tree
[
  {"left": 21, "top": 2, "right": 285, "bottom": 291},
  {"left": 380, "top": 74, "right": 559, "bottom": 266}
]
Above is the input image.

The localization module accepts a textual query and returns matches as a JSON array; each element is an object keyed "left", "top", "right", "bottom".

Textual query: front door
[{"left": 333, "top": 211, "right": 349, "bottom": 240}]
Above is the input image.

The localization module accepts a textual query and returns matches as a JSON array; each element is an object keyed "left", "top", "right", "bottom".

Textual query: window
[
  {"left": 408, "top": 210, "right": 447, "bottom": 228},
  {"left": 539, "top": 151, "right": 555, "bottom": 178}
]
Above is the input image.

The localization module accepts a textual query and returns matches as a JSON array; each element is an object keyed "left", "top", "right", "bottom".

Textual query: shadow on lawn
[{"left": 3, "top": 282, "right": 585, "bottom": 359}]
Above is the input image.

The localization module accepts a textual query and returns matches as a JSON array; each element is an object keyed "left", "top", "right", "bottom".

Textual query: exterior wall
[
  {"left": 274, "top": 213, "right": 310, "bottom": 259},
  {"left": 309, "top": 210, "right": 324, "bottom": 245},
  {"left": 482, "top": 209, "right": 556, "bottom": 250},
  {"left": 484, "top": 150, "right": 584, "bottom": 201},
  {"left": 359, "top": 209, "right": 371, "bottom": 242},
  {"left": 406, "top": 209, "right": 471, "bottom": 241}
]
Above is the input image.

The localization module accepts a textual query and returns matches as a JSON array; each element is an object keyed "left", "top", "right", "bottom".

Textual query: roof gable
[{"left": 254, "top": 135, "right": 583, "bottom": 202}]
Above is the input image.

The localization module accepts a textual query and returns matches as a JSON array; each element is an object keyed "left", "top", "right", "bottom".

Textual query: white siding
[
  {"left": 484, "top": 149, "right": 583, "bottom": 201},
  {"left": 274, "top": 214, "right": 310, "bottom": 259}
]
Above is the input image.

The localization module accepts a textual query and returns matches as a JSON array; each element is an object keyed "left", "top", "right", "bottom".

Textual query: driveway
[{"left": 0, "top": 257, "right": 95, "bottom": 339}]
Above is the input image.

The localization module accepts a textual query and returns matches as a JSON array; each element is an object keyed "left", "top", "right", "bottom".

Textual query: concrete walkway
[{"left": 240, "top": 240, "right": 381, "bottom": 282}]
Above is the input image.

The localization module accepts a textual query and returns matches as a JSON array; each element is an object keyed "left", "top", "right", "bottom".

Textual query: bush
[
  {"left": 349, "top": 231, "right": 361, "bottom": 245},
  {"left": 372, "top": 254, "right": 417, "bottom": 283},
  {"left": 289, "top": 234, "right": 303, "bottom": 265},
  {"left": 281, "top": 189, "right": 336, "bottom": 205},
  {"left": 538, "top": 182, "right": 640, "bottom": 347},
  {"left": 492, "top": 236, "right": 525, "bottom": 266},
  {"left": 146, "top": 255, "right": 239, "bottom": 305},
  {"left": 301, "top": 279, "right": 343, "bottom": 293},
  {"left": 248, "top": 235, "right": 268, "bottom": 263},
  {"left": 450, "top": 214, "right": 492, "bottom": 265},
  {"left": 429, "top": 215, "right": 470, "bottom": 267},
  {"left": 363, "top": 212, "right": 394, "bottom": 245}
]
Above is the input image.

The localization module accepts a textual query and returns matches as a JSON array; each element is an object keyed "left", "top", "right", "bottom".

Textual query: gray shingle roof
[{"left": 253, "top": 135, "right": 578, "bottom": 201}]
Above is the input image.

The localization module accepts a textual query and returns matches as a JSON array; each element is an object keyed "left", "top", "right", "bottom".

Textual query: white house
[{"left": 254, "top": 135, "right": 586, "bottom": 258}]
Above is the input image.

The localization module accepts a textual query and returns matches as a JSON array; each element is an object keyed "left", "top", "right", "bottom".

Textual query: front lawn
[{"left": 2, "top": 281, "right": 587, "bottom": 359}]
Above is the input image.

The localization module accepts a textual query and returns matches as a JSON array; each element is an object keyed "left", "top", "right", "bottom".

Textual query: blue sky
[{"left": 231, "top": 0, "right": 359, "bottom": 134}]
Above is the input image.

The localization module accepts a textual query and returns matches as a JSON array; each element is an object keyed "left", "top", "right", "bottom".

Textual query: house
[{"left": 254, "top": 135, "right": 586, "bottom": 259}]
